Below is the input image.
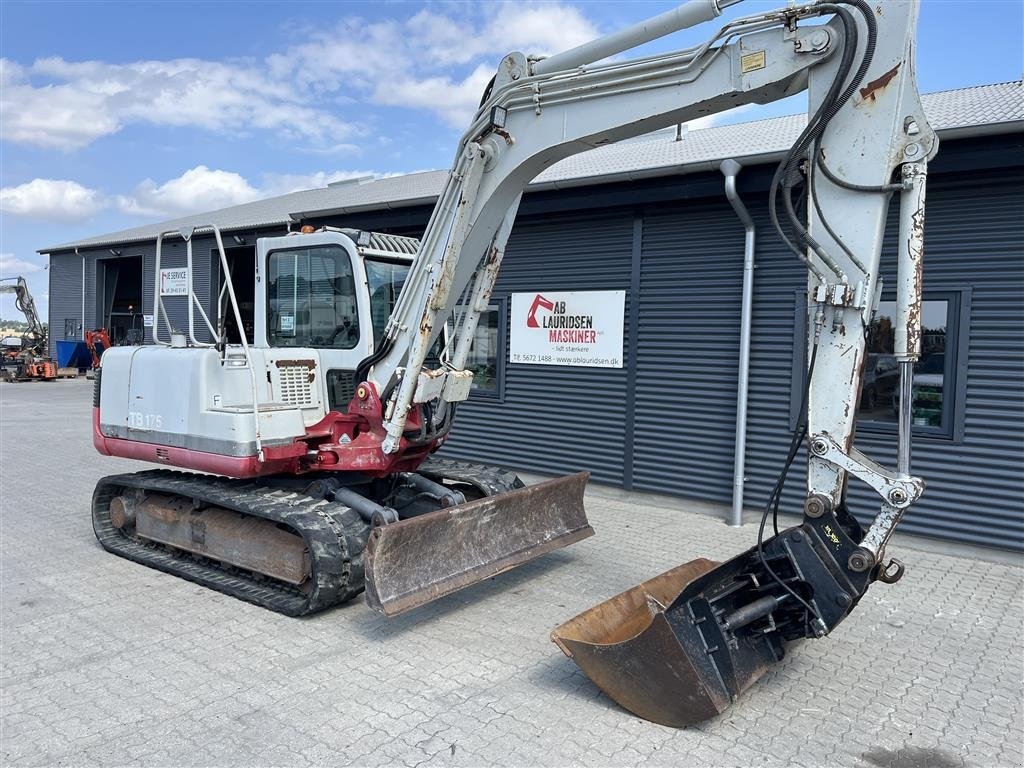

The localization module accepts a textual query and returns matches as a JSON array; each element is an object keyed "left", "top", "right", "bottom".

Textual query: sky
[{"left": 1, "top": 0, "right": 1021, "bottom": 321}]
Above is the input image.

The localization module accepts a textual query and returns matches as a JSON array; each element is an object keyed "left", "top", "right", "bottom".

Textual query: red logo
[{"left": 527, "top": 294, "right": 554, "bottom": 328}]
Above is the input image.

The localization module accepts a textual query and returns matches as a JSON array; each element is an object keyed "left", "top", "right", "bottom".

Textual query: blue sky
[{"left": 1, "top": 0, "right": 1021, "bottom": 320}]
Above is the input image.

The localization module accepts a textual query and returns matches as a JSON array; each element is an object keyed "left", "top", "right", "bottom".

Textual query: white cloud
[
  {"left": 116, "top": 166, "right": 261, "bottom": 218},
  {"left": 0, "top": 3, "right": 604, "bottom": 152},
  {"left": 1, "top": 165, "right": 417, "bottom": 224},
  {"left": 0, "top": 178, "right": 106, "bottom": 221},
  {"left": 685, "top": 104, "right": 756, "bottom": 131},
  {"left": 405, "top": 4, "right": 598, "bottom": 66},
  {"left": 259, "top": 170, "right": 377, "bottom": 198},
  {"left": 276, "top": 2, "right": 601, "bottom": 129},
  {"left": 0, "top": 253, "right": 45, "bottom": 278},
  {"left": 374, "top": 64, "right": 498, "bottom": 128},
  {"left": 1, "top": 55, "right": 357, "bottom": 152}
]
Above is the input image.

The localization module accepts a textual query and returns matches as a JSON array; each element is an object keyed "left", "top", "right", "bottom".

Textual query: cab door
[{"left": 254, "top": 233, "right": 374, "bottom": 412}]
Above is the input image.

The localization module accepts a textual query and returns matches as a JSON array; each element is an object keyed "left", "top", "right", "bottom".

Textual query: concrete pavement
[{"left": 2, "top": 379, "right": 1022, "bottom": 767}]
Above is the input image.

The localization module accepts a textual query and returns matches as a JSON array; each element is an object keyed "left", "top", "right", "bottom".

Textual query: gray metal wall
[
  {"left": 47, "top": 252, "right": 84, "bottom": 349},
  {"left": 631, "top": 198, "right": 744, "bottom": 498},
  {"left": 447, "top": 209, "right": 634, "bottom": 486},
  {"left": 48, "top": 239, "right": 182, "bottom": 353},
  {"left": 443, "top": 151, "right": 1024, "bottom": 551},
  {"left": 47, "top": 231, "right": 280, "bottom": 354}
]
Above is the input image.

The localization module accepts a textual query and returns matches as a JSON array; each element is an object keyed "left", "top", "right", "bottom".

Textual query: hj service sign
[
  {"left": 159, "top": 268, "right": 189, "bottom": 296},
  {"left": 510, "top": 291, "right": 625, "bottom": 368}
]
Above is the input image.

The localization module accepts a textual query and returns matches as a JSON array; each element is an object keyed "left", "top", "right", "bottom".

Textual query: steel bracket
[{"left": 808, "top": 433, "right": 924, "bottom": 508}]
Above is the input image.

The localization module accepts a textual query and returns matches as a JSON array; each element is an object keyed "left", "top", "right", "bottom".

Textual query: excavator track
[
  {"left": 92, "top": 470, "right": 369, "bottom": 617},
  {"left": 91, "top": 460, "right": 529, "bottom": 617},
  {"left": 416, "top": 456, "right": 526, "bottom": 497}
]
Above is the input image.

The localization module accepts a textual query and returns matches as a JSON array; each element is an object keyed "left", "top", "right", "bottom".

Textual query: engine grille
[{"left": 276, "top": 363, "right": 315, "bottom": 407}]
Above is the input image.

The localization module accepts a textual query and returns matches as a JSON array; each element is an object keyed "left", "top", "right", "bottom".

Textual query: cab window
[
  {"left": 365, "top": 259, "right": 411, "bottom": 348},
  {"left": 267, "top": 246, "right": 359, "bottom": 348},
  {"left": 364, "top": 256, "right": 448, "bottom": 365}
]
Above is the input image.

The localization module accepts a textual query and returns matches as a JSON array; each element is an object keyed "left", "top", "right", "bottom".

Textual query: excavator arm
[
  {"left": 357, "top": 0, "right": 937, "bottom": 724},
  {"left": 0, "top": 276, "right": 48, "bottom": 357},
  {"left": 367, "top": 0, "right": 934, "bottom": 554}
]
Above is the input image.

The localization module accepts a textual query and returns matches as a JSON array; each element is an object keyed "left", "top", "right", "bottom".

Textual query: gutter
[
  {"left": 289, "top": 194, "right": 441, "bottom": 220},
  {"left": 526, "top": 152, "right": 789, "bottom": 193}
]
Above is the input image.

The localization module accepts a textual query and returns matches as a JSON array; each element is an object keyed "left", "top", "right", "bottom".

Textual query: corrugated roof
[{"left": 42, "top": 80, "right": 1023, "bottom": 253}]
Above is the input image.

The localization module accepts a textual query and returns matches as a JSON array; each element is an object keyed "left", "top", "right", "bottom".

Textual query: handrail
[{"left": 150, "top": 224, "right": 264, "bottom": 462}]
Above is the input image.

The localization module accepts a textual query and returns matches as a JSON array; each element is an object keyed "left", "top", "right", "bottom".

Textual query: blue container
[{"left": 56, "top": 340, "right": 92, "bottom": 370}]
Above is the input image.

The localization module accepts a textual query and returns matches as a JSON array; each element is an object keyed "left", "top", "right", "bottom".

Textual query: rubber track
[
  {"left": 92, "top": 460, "right": 524, "bottom": 617},
  {"left": 92, "top": 470, "right": 368, "bottom": 617},
  {"left": 416, "top": 456, "right": 525, "bottom": 496}
]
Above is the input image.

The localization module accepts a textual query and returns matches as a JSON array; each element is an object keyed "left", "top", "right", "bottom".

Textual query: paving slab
[{"left": 2, "top": 379, "right": 1022, "bottom": 767}]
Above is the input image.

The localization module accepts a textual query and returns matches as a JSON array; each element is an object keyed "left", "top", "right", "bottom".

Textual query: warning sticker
[{"left": 740, "top": 50, "right": 766, "bottom": 74}]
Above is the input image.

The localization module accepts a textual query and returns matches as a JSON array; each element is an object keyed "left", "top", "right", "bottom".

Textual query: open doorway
[
  {"left": 98, "top": 256, "right": 144, "bottom": 345},
  {"left": 215, "top": 246, "right": 256, "bottom": 343}
]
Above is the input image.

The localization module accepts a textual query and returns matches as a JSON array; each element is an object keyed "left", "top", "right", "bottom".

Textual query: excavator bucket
[
  {"left": 552, "top": 541, "right": 806, "bottom": 727},
  {"left": 551, "top": 559, "right": 723, "bottom": 727},
  {"left": 364, "top": 472, "right": 593, "bottom": 616}
]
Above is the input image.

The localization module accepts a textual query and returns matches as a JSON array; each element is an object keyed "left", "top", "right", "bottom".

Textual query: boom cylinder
[
  {"left": 895, "top": 160, "right": 928, "bottom": 474},
  {"left": 531, "top": 0, "right": 735, "bottom": 76},
  {"left": 895, "top": 161, "right": 928, "bottom": 363}
]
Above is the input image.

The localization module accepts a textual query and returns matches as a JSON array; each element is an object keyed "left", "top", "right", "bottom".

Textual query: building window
[
  {"left": 791, "top": 290, "right": 968, "bottom": 440},
  {"left": 857, "top": 298, "right": 953, "bottom": 433},
  {"left": 456, "top": 299, "right": 506, "bottom": 399}
]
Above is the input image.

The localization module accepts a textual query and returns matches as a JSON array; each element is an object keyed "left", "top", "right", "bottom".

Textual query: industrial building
[{"left": 40, "top": 80, "right": 1023, "bottom": 552}]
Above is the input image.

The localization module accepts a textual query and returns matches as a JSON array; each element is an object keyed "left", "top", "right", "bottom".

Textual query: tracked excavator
[
  {"left": 92, "top": 0, "right": 935, "bottom": 725},
  {"left": 1, "top": 276, "right": 55, "bottom": 380}
]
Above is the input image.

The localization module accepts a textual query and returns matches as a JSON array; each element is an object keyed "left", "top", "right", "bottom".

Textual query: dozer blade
[{"left": 364, "top": 472, "right": 593, "bottom": 616}]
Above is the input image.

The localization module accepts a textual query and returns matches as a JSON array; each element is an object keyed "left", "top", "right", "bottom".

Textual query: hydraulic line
[{"left": 770, "top": 1, "right": 879, "bottom": 281}]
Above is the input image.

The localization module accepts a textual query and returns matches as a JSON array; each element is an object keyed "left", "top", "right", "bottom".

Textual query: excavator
[
  {"left": 91, "top": 0, "right": 936, "bottom": 726},
  {"left": 0, "top": 276, "right": 56, "bottom": 381}
]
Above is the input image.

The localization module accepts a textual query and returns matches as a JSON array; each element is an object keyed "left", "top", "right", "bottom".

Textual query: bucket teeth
[{"left": 364, "top": 472, "right": 593, "bottom": 616}]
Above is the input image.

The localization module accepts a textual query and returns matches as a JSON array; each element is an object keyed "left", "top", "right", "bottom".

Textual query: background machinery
[
  {"left": 0, "top": 276, "right": 56, "bottom": 381},
  {"left": 84, "top": 328, "right": 112, "bottom": 370},
  {"left": 92, "top": 0, "right": 935, "bottom": 725}
]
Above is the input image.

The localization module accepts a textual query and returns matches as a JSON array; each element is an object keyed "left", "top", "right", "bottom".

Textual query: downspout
[
  {"left": 720, "top": 159, "right": 755, "bottom": 527},
  {"left": 78, "top": 247, "right": 85, "bottom": 339}
]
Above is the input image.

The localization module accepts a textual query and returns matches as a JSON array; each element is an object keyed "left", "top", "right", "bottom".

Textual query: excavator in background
[
  {"left": 91, "top": 0, "right": 935, "bottom": 725},
  {"left": 84, "top": 328, "right": 113, "bottom": 370},
  {"left": 0, "top": 276, "right": 56, "bottom": 381}
]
